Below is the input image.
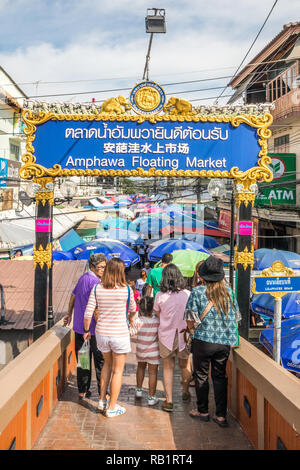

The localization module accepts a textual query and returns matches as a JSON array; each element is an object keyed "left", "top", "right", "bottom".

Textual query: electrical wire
[
  {"left": 215, "top": 0, "right": 279, "bottom": 103},
  {"left": 0, "top": 52, "right": 297, "bottom": 90}
]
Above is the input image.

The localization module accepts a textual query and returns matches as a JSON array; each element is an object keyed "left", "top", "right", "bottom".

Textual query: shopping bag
[{"left": 77, "top": 340, "right": 90, "bottom": 370}]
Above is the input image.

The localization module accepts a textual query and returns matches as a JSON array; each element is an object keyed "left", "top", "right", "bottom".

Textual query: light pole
[
  {"left": 143, "top": 8, "right": 166, "bottom": 80},
  {"left": 47, "top": 180, "right": 77, "bottom": 329},
  {"left": 24, "top": 179, "right": 77, "bottom": 338}
]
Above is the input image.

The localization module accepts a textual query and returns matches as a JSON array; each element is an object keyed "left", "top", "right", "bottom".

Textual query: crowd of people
[{"left": 64, "top": 250, "right": 240, "bottom": 426}]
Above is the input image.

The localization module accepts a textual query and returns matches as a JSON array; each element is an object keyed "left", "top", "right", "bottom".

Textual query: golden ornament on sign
[
  {"left": 19, "top": 98, "right": 273, "bottom": 189},
  {"left": 235, "top": 190, "right": 256, "bottom": 208},
  {"left": 100, "top": 96, "right": 131, "bottom": 115},
  {"left": 234, "top": 245, "right": 254, "bottom": 271},
  {"left": 252, "top": 261, "right": 299, "bottom": 299},
  {"left": 163, "top": 97, "right": 194, "bottom": 115},
  {"left": 33, "top": 177, "right": 54, "bottom": 206},
  {"left": 134, "top": 87, "right": 161, "bottom": 112},
  {"left": 33, "top": 243, "right": 52, "bottom": 270},
  {"left": 261, "top": 261, "right": 295, "bottom": 277}
]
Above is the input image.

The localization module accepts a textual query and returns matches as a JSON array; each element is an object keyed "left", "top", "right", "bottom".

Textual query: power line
[
  {"left": 0, "top": 53, "right": 296, "bottom": 90},
  {"left": 215, "top": 0, "right": 279, "bottom": 103},
  {"left": 2, "top": 54, "right": 298, "bottom": 102}
]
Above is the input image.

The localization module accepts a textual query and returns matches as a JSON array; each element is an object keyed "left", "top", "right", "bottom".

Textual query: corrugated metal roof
[
  {"left": 0, "top": 260, "right": 87, "bottom": 330},
  {"left": 229, "top": 22, "right": 300, "bottom": 88},
  {"left": 0, "top": 207, "right": 85, "bottom": 250}
]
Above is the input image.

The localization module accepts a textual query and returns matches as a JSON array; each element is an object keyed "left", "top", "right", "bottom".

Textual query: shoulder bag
[
  {"left": 93, "top": 284, "right": 99, "bottom": 322},
  {"left": 181, "top": 301, "right": 213, "bottom": 352}
]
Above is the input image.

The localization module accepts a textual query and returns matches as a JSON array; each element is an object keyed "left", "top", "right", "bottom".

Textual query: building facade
[
  {"left": 0, "top": 66, "right": 27, "bottom": 210},
  {"left": 229, "top": 22, "right": 300, "bottom": 252}
]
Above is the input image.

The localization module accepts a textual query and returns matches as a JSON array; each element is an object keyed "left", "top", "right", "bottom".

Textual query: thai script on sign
[
  {"left": 64, "top": 124, "right": 229, "bottom": 141},
  {"left": 265, "top": 279, "right": 291, "bottom": 286}
]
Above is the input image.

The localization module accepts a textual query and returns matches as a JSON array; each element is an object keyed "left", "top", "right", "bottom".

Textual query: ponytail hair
[{"left": 139, "top": 296, "right": 154, "bottom": 317}]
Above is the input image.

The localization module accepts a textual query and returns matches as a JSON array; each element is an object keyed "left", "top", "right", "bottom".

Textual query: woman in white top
[
  {"left": 84, "top": 257, "right": 136, "bottom": 418},
  {"left": 135, "top": 269, "right": 148, "bottom": 296}
]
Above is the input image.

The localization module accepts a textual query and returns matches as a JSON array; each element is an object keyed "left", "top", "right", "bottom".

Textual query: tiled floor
[{"left": 34, "top": 339, "right": 252, "bottom": 450}]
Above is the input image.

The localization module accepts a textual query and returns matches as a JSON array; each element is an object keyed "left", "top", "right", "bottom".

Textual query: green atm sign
[{"left": 255, "top": 153, "right": 296, "bottom": 206}]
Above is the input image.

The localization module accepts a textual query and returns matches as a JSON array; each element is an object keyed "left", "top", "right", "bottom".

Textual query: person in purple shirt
[{"left": 63, "top": 253, "right": 107, "bottom": 399}]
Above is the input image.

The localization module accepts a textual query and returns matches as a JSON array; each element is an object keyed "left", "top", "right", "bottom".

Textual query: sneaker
[
  {"left": 148, "top": 396, "right": 159, "bottom": 406},
  {"left": 135, "top": 388, "right": 143, "bottom": 398},
  {"left": 98, "top": 399, "right": 107, "bottom": 411},
  {"left": 98, "top": 396, "right": 110, "bottom": 411},
  {"left": 105, "top": 404, "right": 126, "bottom": 418}
]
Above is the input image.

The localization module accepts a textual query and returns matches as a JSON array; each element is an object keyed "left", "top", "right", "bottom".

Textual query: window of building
[
  {"left": 9, "top": 143, "right": 20, "bottom": 161},
  {"left": 267, "top": 62, "right": 297, "bottom": 102},
  {"left": 274, "top": 134, "right": 290, "bottom": 152}
]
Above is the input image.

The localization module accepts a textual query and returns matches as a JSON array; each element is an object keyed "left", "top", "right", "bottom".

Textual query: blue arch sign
[
  {"left": 20, "top": 93, "right": 273, "bottom": 181},
  {"left": 32, "top": 120, "right": 260, "bottom": 173}
]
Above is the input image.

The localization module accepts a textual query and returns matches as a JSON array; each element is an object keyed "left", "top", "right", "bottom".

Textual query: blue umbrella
[
  {"left": 254, "top": 249, "right": 300, "bottom": 270},
  {"left": 183, "top": 234, "right": 220, "bottom": 249},
  {"left": 252, "top": 292, "right": 300, "bottom": 319},
  {"left": 129, "top": 214, "right": 170, "bottom": 235},
  {"left": 259, "top": 316, "right": 300, "bottom": 373},
  {"left": 71, "top": 240, "right": 140, "bottom": 267},
  {"left": 52, "top": 250, "right": 76, "bottom": 260},
  {"left": 96, "top": 228, "right": 143, "bottom": 245},
  {"left": 148, "top": 239, "right": 210, "bottom": 262}
]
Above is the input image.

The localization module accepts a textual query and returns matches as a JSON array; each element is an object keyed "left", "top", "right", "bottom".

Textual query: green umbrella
[{"left": 155, "top": 249, "right": 210, "bottom": 277}]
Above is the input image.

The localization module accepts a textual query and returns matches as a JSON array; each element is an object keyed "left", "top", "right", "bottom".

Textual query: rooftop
[
  {"left": 0, "top": 260, "right": 86, "bottom": 330},
  {"left": 229, "top": 22, "right": 300, "bottom": 88}
]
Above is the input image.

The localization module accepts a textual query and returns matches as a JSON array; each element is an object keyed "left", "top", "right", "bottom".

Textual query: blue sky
[{"left": 0, "top": 0, "right": 299, "bottom": 105}]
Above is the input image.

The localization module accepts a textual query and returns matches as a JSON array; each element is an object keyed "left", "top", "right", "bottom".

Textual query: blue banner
[
  {"left": 0, "top": 158, "right": 8, "bottom": 187},
  {"left": 254, "top": 276, "right": 300, "bottom": 294},
  {"left": 32, "top": 120, "right": 261, "bottom": 173}
]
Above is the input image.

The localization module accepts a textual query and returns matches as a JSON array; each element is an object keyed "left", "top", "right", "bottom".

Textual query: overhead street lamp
[{"left": 143, "top": 8, "right": 166, "bottom": 81}]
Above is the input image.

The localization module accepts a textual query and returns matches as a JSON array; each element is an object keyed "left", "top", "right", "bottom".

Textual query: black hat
[{"left": 197, "top": 255, "right": 225, "bottom": 282}]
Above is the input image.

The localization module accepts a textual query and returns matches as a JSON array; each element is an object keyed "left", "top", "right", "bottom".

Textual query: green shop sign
[{"left": 255, "top": 153, "right": 296, "bottom": 207}]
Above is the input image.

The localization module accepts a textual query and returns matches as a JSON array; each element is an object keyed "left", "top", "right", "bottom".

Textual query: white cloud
[{"left": 0, "top": 0, "right": 299, "bottom": 105}]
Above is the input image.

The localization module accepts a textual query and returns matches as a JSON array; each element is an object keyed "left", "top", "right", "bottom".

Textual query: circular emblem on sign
[
  {"left": 269, "top": 157, "right": 286, "bottom": 180},
  {"left": 130, "top": 81, "right": 165, "bottom": 115}
]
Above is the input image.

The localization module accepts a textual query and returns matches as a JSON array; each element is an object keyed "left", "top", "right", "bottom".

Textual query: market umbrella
[
  {"left": 169, "top": 249, "right": 210, "bottom": 277},
  {"left": 211, "top": 244, "right": 231, "bottom": 254},
  {"left": 146, "top": 206, "right": 166, "bottom": 214},
  {"left": 96, "top": 228, "right": 143, "bottom": 245},
  {"left": 251, "top": 292, "right": 300, "bottom": 319},
  {"left": 148, "top": 239, "right": 210, "bottom": 262},
  {"left": 253, "top": 249, "right": 300, "bottom": 271},
  {"left": 183, "top": 234, "right": 221, "bottom": 249},
  {"left": 119, "top": 208, "right": 135, "bottom": 219},
  {"left": 71, "top": 240, "right": 140, "bottom": 267},
  {"left": 130, "top": 214, "right": 170, "bottom": 236},
  {"left": 52, "top": 250, "right": 76, "bottom": 260},
  {"left": 259, "top": 316, "right": 300, "bottom": 373}
]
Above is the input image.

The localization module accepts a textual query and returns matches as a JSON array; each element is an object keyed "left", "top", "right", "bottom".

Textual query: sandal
[
  {"left": 161, "top": 401, "right": 173, "bottom": 412},
  {"left": 182, "top": 391, "right": 191, "bottom": 401},
  {"left": 189, "top": 409, "right": 210, "bottom": 421},
  {"left": 212, "top": 417, "right": 228, "bottom": 428}
]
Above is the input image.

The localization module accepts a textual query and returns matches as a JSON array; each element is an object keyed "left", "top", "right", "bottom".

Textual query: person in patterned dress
[{"left": 184, "top": 256, "right": 240, "bottom": 428}]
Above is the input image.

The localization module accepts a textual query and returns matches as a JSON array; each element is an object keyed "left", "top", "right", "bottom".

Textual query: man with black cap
[{"left": 183, "top": 255, "right": 240, "bottom": 428}]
